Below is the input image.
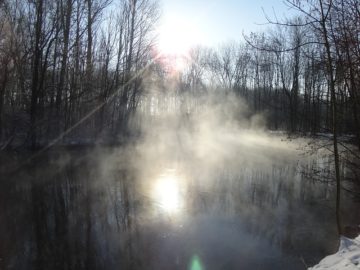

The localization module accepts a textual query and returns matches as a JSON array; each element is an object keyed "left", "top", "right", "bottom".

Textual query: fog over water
[{"left": 1, "top": 92, "right": 360, "bottom": 270}]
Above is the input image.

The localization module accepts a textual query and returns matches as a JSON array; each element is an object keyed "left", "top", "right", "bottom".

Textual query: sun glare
[
  {"left": 153, "top": 170, "right": 183, "bottom": 214},
  {"left": 157, "top": 15, "right": 201, "bottom": 57}
]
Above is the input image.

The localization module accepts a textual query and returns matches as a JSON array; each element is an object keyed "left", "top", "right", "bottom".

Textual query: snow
[{"left": 309, "top": 236, "right": 360, "bottom": 269}]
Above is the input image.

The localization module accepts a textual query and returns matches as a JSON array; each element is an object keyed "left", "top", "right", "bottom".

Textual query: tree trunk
[
  {"left": 30, "top": 0, "right": 44, "bottom": 149},
  {"left": 319, "top": 0, "right": 342, "bottom": 235}
]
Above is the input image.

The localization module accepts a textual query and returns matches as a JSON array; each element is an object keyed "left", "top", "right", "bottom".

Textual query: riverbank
[{"left": 309, "top": 235, "right": 360, "bottom": 269}]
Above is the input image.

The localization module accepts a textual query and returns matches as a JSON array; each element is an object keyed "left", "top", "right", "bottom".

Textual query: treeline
[
  {"left": 171, "top": 0, "right": 360, "bottom": 148},
  {"left": 0, "top": 0, "right": 360, "bottom": 152},
  {"left": 0, "top": 0, "right": 159, "bottom": 148}
]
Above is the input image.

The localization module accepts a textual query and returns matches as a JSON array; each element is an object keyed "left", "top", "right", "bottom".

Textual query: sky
[{"left": 158, "top": 0, "right": 299, "bottom": 48}]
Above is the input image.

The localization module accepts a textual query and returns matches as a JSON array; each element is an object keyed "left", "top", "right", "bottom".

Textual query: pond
[{"left": 0, "top": 133, "right": 359, "bottom": 270}]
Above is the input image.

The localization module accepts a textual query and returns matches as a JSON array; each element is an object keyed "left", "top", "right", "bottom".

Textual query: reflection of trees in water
[
  {"left": 0, "top": 151, "right": 359, "bottom": 269},
  {"left": 300, "top": 152, "right": 360, "bottom": 235},
  {"left": 0, "top": 154, "right": 145, "bottom": 270},
  {"left": 29, "top": 160, "right": 89, "bottom": 269},
  {"left": 185, "top": 164, "right": 339, "bottom": 264}
]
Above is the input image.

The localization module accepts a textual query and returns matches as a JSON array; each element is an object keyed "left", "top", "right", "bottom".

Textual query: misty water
[{"left": 1, "top": 130, "right": 360, "bottom": 270}]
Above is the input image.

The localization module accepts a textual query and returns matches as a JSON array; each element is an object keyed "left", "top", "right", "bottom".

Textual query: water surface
[{"left": 0, "top": 138, "right": 359, "bottom": 270}]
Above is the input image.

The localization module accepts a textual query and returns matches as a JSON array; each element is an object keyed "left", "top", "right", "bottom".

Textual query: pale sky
[{"left": 158, "top": 0, "right": 299, "bottom": 47}]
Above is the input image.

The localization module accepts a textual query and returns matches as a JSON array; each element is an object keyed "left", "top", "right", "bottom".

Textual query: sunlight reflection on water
[{"left": 152, "top": 168, "right": 184, "bottom": 215}]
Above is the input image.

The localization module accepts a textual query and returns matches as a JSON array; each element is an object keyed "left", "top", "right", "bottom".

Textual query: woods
[
  {"left": 0, "top": 0, "right": 359, "bottom": 152},
  {"left": 0, "top": 0, "right": 159, "bottom": 147}
]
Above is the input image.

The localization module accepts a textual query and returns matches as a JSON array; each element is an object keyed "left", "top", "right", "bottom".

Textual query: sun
[{"left": 156, "top": 14, "right": 202, "bottom": 57}]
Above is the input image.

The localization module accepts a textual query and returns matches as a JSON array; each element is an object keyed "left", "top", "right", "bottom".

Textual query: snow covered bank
[{"left": 309, "top": 236, "right": 360, "bottom": 269}]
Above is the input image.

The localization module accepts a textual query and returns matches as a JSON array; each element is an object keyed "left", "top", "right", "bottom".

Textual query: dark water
[{"left": 0, "top": 144, "right": 359, "bottom": 270}]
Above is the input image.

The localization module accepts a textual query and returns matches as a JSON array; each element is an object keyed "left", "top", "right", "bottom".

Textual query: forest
[{"left": 0, "top": 0, "right": 359, "bottom": 147}]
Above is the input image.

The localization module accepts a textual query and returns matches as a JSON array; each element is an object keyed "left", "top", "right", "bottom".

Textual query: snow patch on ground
[{"left": 309, "top": 236, "right": 360, "bottom": 269}]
